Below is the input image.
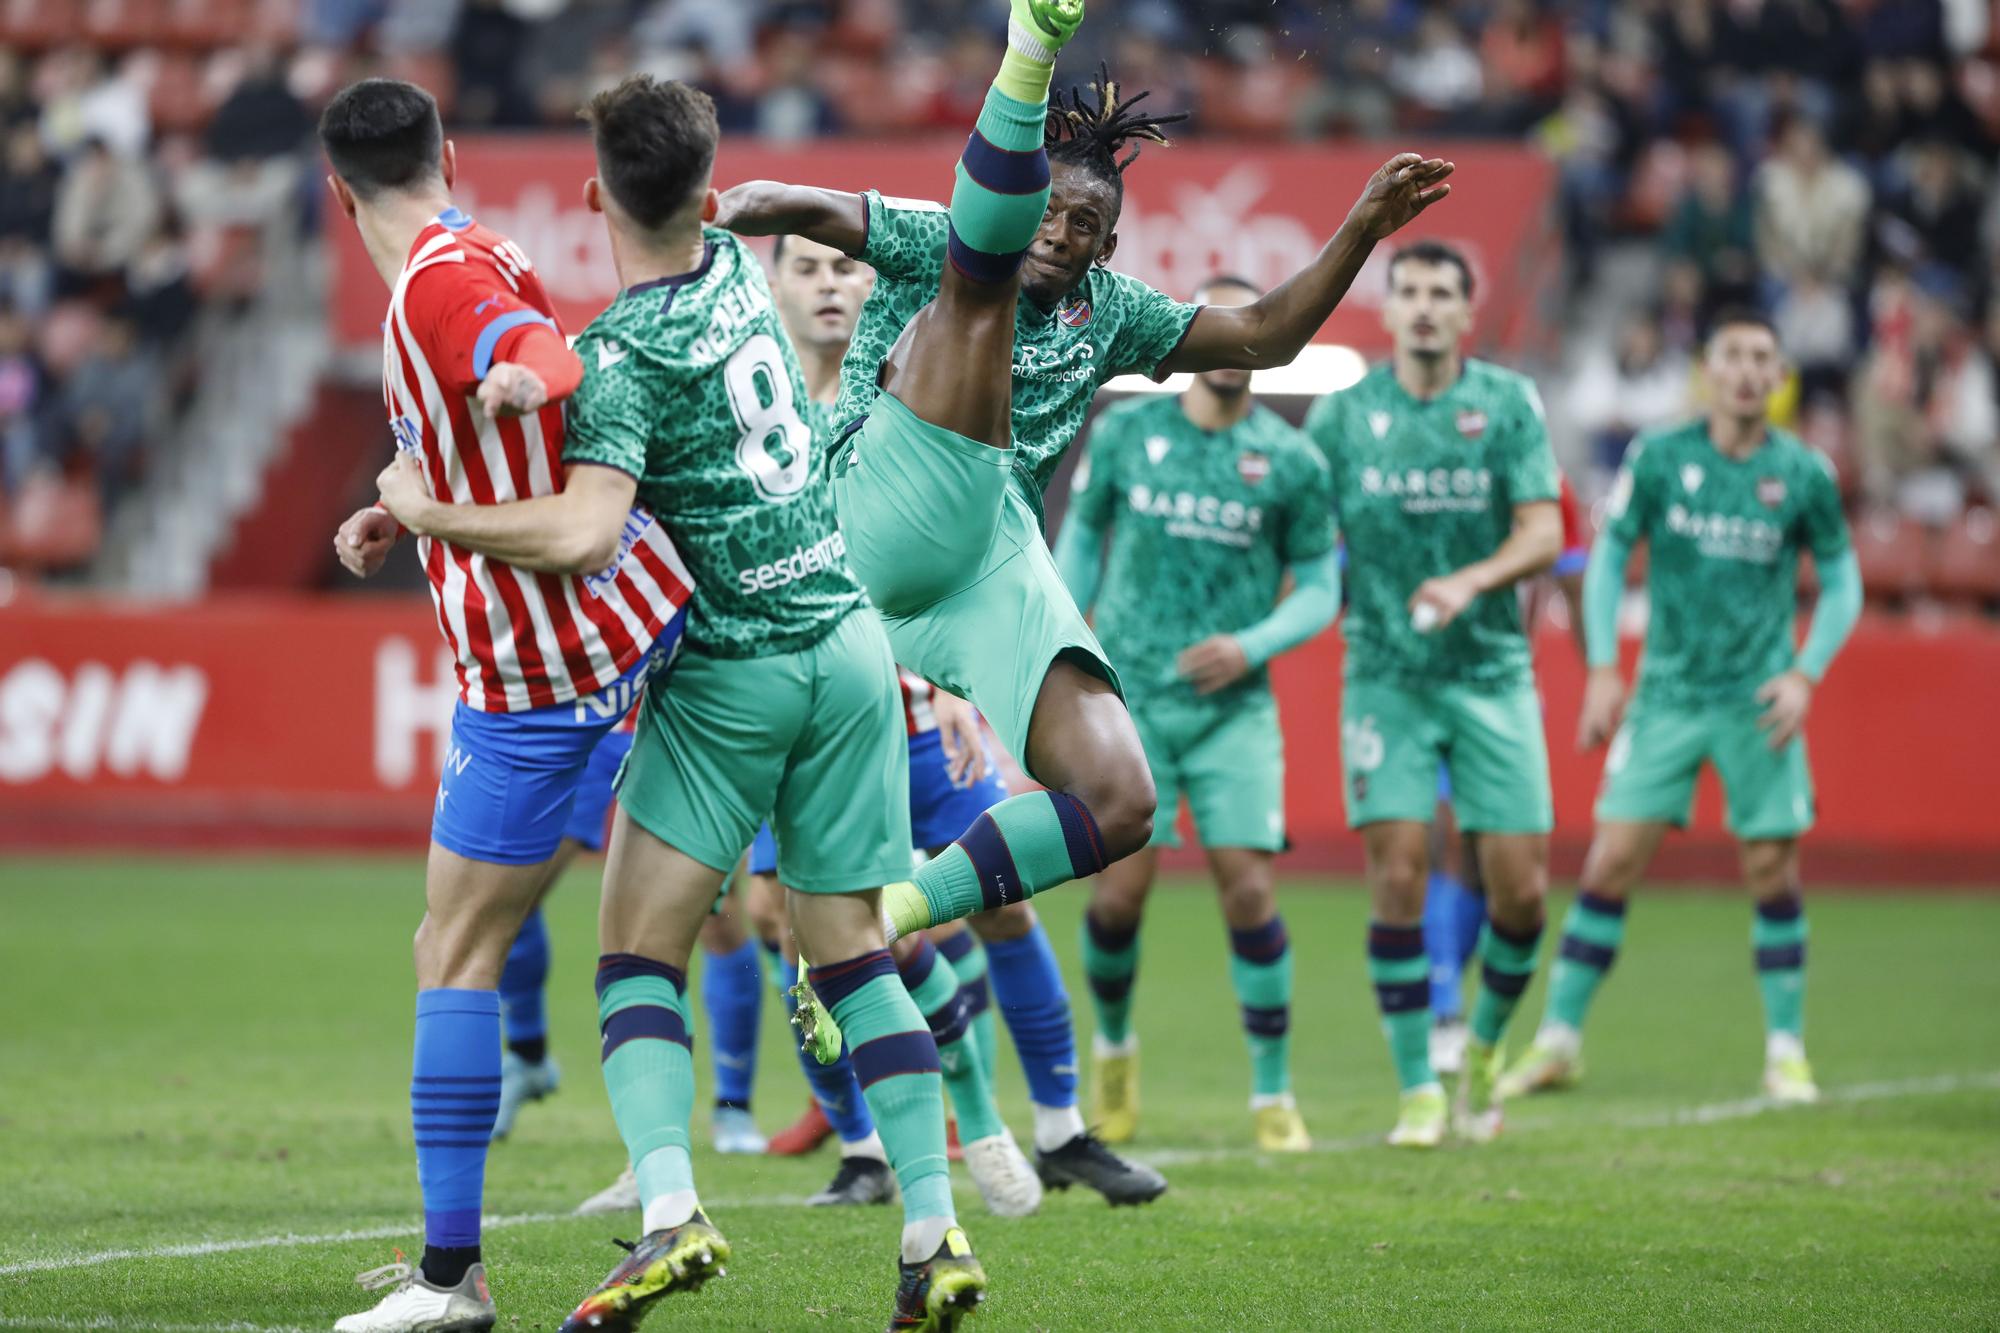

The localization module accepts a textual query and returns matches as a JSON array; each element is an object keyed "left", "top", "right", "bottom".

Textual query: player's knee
[
  {"left": 970, "top": 900, "right": 1036, "bottom": 941},
  {"left": 1218, "top": 875, "right": 1275, "bottom": 928},
  {"left": 1089, "top": 876, "right": 1148, "bottom": 931},
  {"left": 1741, "top": 841, "right": 1798, "bottom": 899},
  {"left": 1371, "top": 854, "right": 1428, "bottom": 918}
]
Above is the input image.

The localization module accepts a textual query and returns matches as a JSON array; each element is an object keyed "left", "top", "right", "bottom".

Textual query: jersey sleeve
[
  {"left": 1105, "top": 273, "right": 1201, "bottom": 381},
  {"left": 1302, "top": 389, "right": 1346, "bottom": 460},
  {"left": 1603, "top": 436, "right": 1658, "bottom": 545},
  {"left": 1797, "top": 449, "right": 1853, "bottom": 562},
  {"left": 1066, "top": 410, "right": 1124, "bottom": 531},
  {"left": 1496, "top": 378, "right": 1560, "bottom": 506},
  {"left": 857, "top": 191, "right": 948, "bottom": 284},
  {"left": 561, "top": 328, "right": 652, "bottom": 479},
  {"left": 406, "top": 262, "right": 560, "bottom": 394},
  {"left": 1280, "top": 436, "right": 1339, "bottom": 563}
]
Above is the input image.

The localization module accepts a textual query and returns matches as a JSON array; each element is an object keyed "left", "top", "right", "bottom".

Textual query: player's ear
[
  {"left": 327, "top": 173, "right": 357, "bottom": 222},
  {"left": 584, "top": 177, "right": 604, "bottom": 215},
  {"left": 1096, "top": 229, "right": 1118, "bottom": 268},
  {"left": 440, "top": 139, "right": 456, "bottom": 190},
  {"left": 699, "top": 187, "right": 720, "bottom": 224}
]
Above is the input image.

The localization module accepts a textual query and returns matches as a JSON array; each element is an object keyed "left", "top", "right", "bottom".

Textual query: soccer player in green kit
[
  {"left": 1054, "top": 276, "right": 1340, "bottom": 1154},
  {"left": 1501, "top": 308, "right": 1861, "bottom": 1106},
  {"left": 715, "top": 51, "right": 1452, "bottom": 964},
  {"left": 376, "top": 77, "right": 985, "bottom": 1331},
  {"left": 1304, "top": 240, "right": 1564, "bottom": 1149}
]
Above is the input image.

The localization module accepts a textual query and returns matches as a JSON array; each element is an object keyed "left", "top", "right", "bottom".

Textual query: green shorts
[
  {"left": 1596, "top": 697, "right": 1814, "bottom": 840},
  {"left": 1340, "top": 677, "right": 1552, "bottom": 833},
  {"left": 1132, "top": 692, "right": 1286, "bottom": 851},
  {"left": 833, "top": 391, "right": 1120, "bottom": 768},
  {"left": 615, "top": 607, "right": 913, "bottom": 894}
]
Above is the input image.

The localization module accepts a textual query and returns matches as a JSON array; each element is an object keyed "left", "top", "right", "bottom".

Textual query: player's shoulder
[
  {"left": 1628, "top": 417, "right": 1704, "bottom": 467},
  {"left": 1464, "top": 358, "right": 1546, "bottom": 414},
  {"left": 1246, "top": 403, "right": 1317, "bottom": 452},
  {"left": 1763, "top": 425, "right": 1837, "bottom": 479}
]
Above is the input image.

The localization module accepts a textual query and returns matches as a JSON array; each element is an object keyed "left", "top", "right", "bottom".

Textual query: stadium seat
[
  {"left": 1929, "top": 508, "right": 2000, "bottom": 606},
  {"left": 1851, "top": 510, "right": 1930, "bottom": 608},
  {"left": 7, "top": 472, "right": 103, "bottom": 571}
]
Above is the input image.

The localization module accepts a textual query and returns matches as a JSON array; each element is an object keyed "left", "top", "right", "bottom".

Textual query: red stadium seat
[
  {"left": 1851, "top": 510, "right": 1930, "bottom": 607},
  {"left": 1929, "top": 507, "right": 2000, "bottom": 605},
  {"left": 0, "top": 0, "right": 81, "bottom": 49},
  {"left": 80, "top": 0, "right": 168, "bottom": 48},
  {"left": 7, "top": 472, "right": 102, "bottom": 572}
]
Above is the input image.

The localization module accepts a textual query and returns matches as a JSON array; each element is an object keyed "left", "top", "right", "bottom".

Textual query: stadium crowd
[{"left": 0, "top": 0, "right": 1995, "bottom": 605}]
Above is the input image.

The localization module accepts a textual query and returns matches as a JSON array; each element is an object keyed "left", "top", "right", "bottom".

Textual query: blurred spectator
[
  {"left": 53, "top": 139, "right": 161, "bottom": 294},
  {"left": 1774, "top": 275, "right": 1859, "bottom": 407},
  {"left": 1853, "top": 270, "right": 1992, "bottom": 523},
  {"left": 1874, "top": 139, "right": 1984, "bottom": 284},
  {"left": 124, "top": 221, "right": 198, "bottom": 352},
  {"left": 59, "top": 314, "right": 157, "bottom": 504},
  {"left": 1567, "top": 309, "right": 1692, "bottom": 477},
  {"left": 0, "top": 304, "right": 50, "bottom": 493},
  {"left": 750, "top": 26, "right": 841, "bottom": 142},
  {"left": 1478, "top": 0, "right": 1566, "bottom": 133},
  {"left": 452, "top": 0, "right": 536, "bottom": 128},
  {"left": 1294, "top": 0, "right": 1403, "bottom": 138},
  {"left": 635, "top": 0, "right": 757, "bottom": 69},
  {"left": 205, "top": 49, "right": 314, "bottom": 163},
  {"left": 1754, "top": 116, "right": 1870, "bottom": 302},
  {"left": 1390, "top": 12, "right": 1483, "bottom": 127},
  {"left": 1662, "top": 142, "right": 1757, "bottom": 309},
  {"left": 37, "top": 51, "right": 150, "bottom": 161},
  {"left": 918, "top": 26, "right": 1004, "bottom": 131}
]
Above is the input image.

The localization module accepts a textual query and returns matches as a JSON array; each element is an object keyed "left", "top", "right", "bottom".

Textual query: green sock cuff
[
  {"left": 977, "top": 84, "right": 1047, "bottom": 147},
  {"left": 634, "top": 1145, "right": 693, "bottom": 1203},
  {"left": 1229, "top": 950, "right": 1292, "bottom": 1011},
  {"left": 1478, "top": 924, "right": 1541, "bottom": 976},
  {"left": 1382, "top": 1009, "right": 1434, "bottom": 1091},
  {"left": 1752, "top": 916, "right": 1808, "bottom": 948},
  {"left": 598, "top": 974, "right": 683, "bottom": 1022},
  {"left": 1564, "top": 900, "right": 1627, "bottom": 949},
  {"left": 1368, "top": 954, "right": 1429, "bottom": 986}
]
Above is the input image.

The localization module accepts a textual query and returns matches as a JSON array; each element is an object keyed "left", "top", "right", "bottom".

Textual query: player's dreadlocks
[{"left": 1045, "top": 63, "right": 1190, "bottom": 219}]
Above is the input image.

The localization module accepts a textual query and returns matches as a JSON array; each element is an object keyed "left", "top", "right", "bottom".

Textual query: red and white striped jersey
[
  {"left": 898, "top": 668, "right": 943, "bottom": 737},
  {"left": 381, "top": 210, "right": 692, "bottom": 713}
]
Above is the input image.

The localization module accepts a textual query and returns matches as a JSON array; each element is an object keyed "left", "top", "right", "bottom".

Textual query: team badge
[
  {"left": 1145, "top": 435, "right": 1171, "bottom": 465},
  {"left": 1455, "top": 411, "right": 1487, "bottom": 439},
  {"left": 1058, "top": 293, "right": 1092, "bottom": 328},
  {"left": 1368, "top": 410, "right": 1392, "bottom": 440},
  {"left": 1758, "top": 477, "right": 1787, "bottom": 508},
  {"left": 1236, "top": 450, "right": 1271, "bottom": 485},
  {"left": 1682, "top": 463, "right": 1704, "bottom": 494}
]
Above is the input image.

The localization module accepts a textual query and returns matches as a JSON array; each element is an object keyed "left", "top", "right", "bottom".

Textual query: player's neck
[
  {"left": 1180, "top": 382, "right": 1253, "bottom": 431},
  {"left": 796, "top": 340, "right": 845, "bottom": 406},
  {"left": 1392, "top": 349, "right": 1463, "bottom": 401},
  {"left": 358, "top": 189, "right": 456, "bottom": 288},
  {"left": 1706, "top": 411, "right": 1770, "bottom": 459},
  {"left": 610, "top": 224, "right": 708, "bottom": 294}
]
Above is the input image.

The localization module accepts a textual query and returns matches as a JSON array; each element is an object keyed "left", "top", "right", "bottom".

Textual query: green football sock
[
  {"left": 1368, "top": 924, "right": 1434, "bottom": 1091},
  {"left": 1544, "top": 893, "right": 1627, "bottom": 1033},
  {"left": 1228, "top": 917, "right": 1292, "bottom": 1098},
  {"left": 901, "top": 943, "right": 1006, "bottom": 1144},
  {"left": 812, "top": 958, "right": 953, "bottom": 1231},
  {"left": 1753, "top": 894, "right": 1807, "bottom": 1038},
  {"left": 946, "top": 84, "right": 1053, "bottom": 284},
  {"left": 944, "top": 934, "right": 1000, "bottom": 1086},
  {"left": 893, "top": 792, "right": 1109, "bottom": 936},
  {"left": 595, "top": 957, "right": 697, "bottom": 1215},
  {"left": 1082, "top": 910, "right": 1140, "bottom": 1045},
  {"left": 1469, "top": 917, "right": 1543, "bottom": 1047}
]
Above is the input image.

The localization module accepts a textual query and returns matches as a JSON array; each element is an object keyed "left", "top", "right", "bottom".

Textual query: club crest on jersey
[
  {"left": 1455, "top": 410, "right": 1487, "bottom": 439},
  {"left": 1058, "top": 293, "right": 1092, "bottom": 328},
  {"left": 1368, "top": 410, "right": 1392, "bottom": 440},
  {"left": 1682, "top": 463, "right": 1705, "bottom": 494},
  {"left": 1236, "top": 450, "right": 1271, "bottom": 485},
  {"left": 1145, "top": 435, "right": 1171, "bottom": 465},
  {"left": 1758, "top": 477, "right": 1786, "bottom": 508}
]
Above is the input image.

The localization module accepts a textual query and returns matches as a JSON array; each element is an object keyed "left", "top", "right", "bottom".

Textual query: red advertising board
[
  {"left": 326, "top": 137, "right": 1555, "bottom": 356},
  {"left": 3, "top": 597, "right": 1996, "bottom": 884}
]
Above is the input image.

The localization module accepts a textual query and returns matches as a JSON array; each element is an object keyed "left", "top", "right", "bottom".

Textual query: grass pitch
[{"left": 2, "top": 857, "right": 1996, "bottom": 1330}]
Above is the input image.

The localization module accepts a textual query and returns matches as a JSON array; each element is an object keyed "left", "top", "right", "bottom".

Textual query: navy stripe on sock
[
  {"left": 410, "top": 1075, "right": 503, "bottom": 1085},
  {"left": 1755, "top": 894, "right": 1804, "bottom": 923},
  {"left": 410, "top": 1090, "right": 504, "bottom": 1103},
  {"left": 924, "top": 990, "right": 973, "bottom": 1047},
  {"left": 959, "top": 131, "right": 1052, "bottom": 195},
  {"left": 1375, "top": 980, "right": 1429, "bottom": 1014},
  {"left": 1050, "top": 792, "right": 1109, "bottom": 876},
  {"left": 1559, "top": 936, "right": 1617, "bottom": 970},
  {"left": 1087, "top": 972, "right": 1135, "bottom": 1004},
  {"left": 1755, "top": 943, "right": 1806, "bottom": 972},
  {"left": 938, "top": 931, "right": 978, "bottom": 966},
  {"left": 599, "top": 1003, "right": 690, "bottom": 1060},
  {"left": 414, "top": 1137, "right": 497, "bottom": 1149},
  {"left": 1576, "top": 891, "right": 1629, "bottom": 918},
  {"left": 808, "top": 950, "right": 897, "bottom": 1011},
  {"left": 1230, "top": 917, "right": 1289, "bottom": 964},
  {"left": 946, "top": 226, "right": 1028, "bottom": 285},
  {"left": 849, "top": 1030, "right": 943, "bottom": 1088},
  {"left": 1368, "top": 924, "right": 1425, "bottom": 961},
  {"left": 1480, "top": 961, "right": 1531, "bottom": 998},
  {"left": 1487, "top": 916, "right": 1544, "bottom": 948},
  {"left": 961, "top": 973, "right": 992, "bottom": 1018},
  {"left": 1242, "top": 1004, "right": 1289, "bottom": 1037},
  {"left": 956, "top": 812, "right": 1023, "bottom": 911},
  {"left": 1085, "top": 909, "right": 1137, "bottom": 954},
  {"left": 595, "top": 953, "right": 686, "bottom": 998},
  {"left": 897, "top": 936, "right": 941, "bottom": 990}
]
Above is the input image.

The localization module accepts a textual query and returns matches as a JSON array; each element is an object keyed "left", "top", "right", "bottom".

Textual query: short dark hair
[
  {"left": 1706, "top": 304, "right": 1778, "bottom": 344},
  {"left": 1388, "top": 240, "right": 1474, "bottom": 300},
  {"left": 581, "top": 75, "right": 719, "bottom": 231},
  {"left": 318, "top": 79, "right": 443, "bottom": 201}
]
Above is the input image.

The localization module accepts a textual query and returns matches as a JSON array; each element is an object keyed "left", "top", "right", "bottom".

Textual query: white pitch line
[{"left": 4, "top": 1071, "right": 1995, "bottom": 1281}]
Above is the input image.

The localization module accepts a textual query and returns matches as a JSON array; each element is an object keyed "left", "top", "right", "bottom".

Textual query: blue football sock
[
  {"left": 985, "top": 923, "right": 1077, "bottom": 1110},
  {"left": 412, "top": 988, "right": 501, "bottom": 1272},
  {"left": 498, "top": 907, "right": 549, "bottom": 1057},
  {"left": 701, "top": 940, "right": 763, "bottom": 1110},
  {"left": 782, "top": 987, "right": 875, "bottom": 1143},
  {"left": 1424, "top": 872, "right": 1469, "bottom": 1021}
]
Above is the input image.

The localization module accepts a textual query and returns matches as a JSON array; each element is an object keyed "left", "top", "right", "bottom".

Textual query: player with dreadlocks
[{"left": 718, "top": 19, "right": 1450, "bottom": 1195}]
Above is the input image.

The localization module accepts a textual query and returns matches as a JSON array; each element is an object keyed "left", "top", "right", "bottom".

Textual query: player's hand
[
  {"left": 333, "top": 506, "right": 399, "bottom": 579},
  {"left": 374, "top": 454, "right": 435, "bottom": 535},
  {"left": 477, "top": 362, "right": 551, "bottom": 418},
  {"left": 1177, "top": 635, "right": 1252, "bottom": 695},
  {"left": 1755, "top": 669, "right": 1813, "bottom": 750},
  {"left": 1347, "top": 153, "right": 1455, "bottom": 241},
  {"left": 1577, "top": 665, "right": 1627, "bottom": 751},
  {"left": 932, "top": 688, "right": 989, "bottom": 789},
  {"left": 1408, "top": 570, "right": 1480, "bottom": 631}
]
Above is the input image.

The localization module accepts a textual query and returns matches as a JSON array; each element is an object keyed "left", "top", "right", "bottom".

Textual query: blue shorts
[
  {"left": 431, "top": 613, "right": 683, "bottom": 865},
  {"left": 747, "top": 727, "right": 1008, "bottom": 877},
  {"left": 562, "top": 728, "right": 633, "bottom": 852}
]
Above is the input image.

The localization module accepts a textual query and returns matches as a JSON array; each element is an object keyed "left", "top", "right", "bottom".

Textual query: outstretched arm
[
  {"left": 374, "top": 456, "right": 637, "bottom": 576},
  {"left": 1157, "top": 153, "right": 1454, "bottom": 375},
  {"left": 1052, "top": 509, "right": 1107, "bottom": 613},
  {"left": 714, "top": 181, "right": 869, "bottom": 256}
]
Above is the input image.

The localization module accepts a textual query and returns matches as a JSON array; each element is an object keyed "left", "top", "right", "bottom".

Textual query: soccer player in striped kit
[{"left": 321, "top": 79, "right": 690, "bottom": 1333}]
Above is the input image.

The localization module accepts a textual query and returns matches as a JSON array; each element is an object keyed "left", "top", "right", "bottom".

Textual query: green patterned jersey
[
  {"left": 1304, "top": 358, "right": 1559, "bottom": 690},
  {"left": 1605, "top": 418, "right": 1851, "bottom": 706},
  {"left": 565, "top": 229, "right": 862, "bottom": 658},
  {"left": 1070, "top": 395, "right": 1336, "bottom": 704},
  {"left": 836, "top": 191, "right": 1201, "bottom": 521}
]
